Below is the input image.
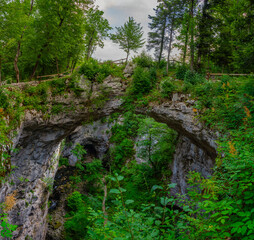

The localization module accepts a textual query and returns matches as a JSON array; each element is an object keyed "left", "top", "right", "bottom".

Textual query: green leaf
[
  {"left": 117, "top": 175, "right": 124, "bottom": 181},
  {"left": 151, "top": 185, "right": 163, "bottom": 192},
  {"left": 119, "top": 187, "right": 126, "bottom": 192},
  {"left": 160, "top": 197, "right": 170, "bottom": 206},
  {"left": 109, "top": 189, "right": 120, "bottom": 194},
  {"left": 168, "top": 183, "right": 177, "bottom": 189},
  {"left": 125, "top": 200, "right": 134, "bottom": 205},
  {"left": 155, "top": 220, "right": 161, "bottom": 226}
]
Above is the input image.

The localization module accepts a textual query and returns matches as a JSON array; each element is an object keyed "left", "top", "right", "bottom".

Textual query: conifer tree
[
  {"left": 147, "top": 4, "right": 168, "bottom": 63},
  {"left": 111, "top": 17, "right": 145, "bottom": 62}
]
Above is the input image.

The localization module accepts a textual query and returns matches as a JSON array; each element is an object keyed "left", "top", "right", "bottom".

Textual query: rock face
[
  {"left": 137, "top": 93, "right": 217, "bottom": 158},
  {"left": 0, "top": 76, "right": 126, "bottom": 240},
  {"left": 0, "top": 77, "right": 217, "bottom": 239},
  {"left": 171, "top": 135, "right": 214, "bottom": 197},
  {"left": 61, "top": 119, "right": 113, "bottom": 166}
]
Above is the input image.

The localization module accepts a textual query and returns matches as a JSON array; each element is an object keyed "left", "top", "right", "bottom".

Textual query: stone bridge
[{"left": 0, "top": 75, "right": 217, "bottom": 240}]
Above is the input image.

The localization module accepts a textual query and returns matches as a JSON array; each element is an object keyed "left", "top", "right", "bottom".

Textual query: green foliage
[
  {"left": 67, "top": 191, "right": 84, "bottom": 212},
  {"left": 83, "top": 8, "right": 112, "bottom": 59},
  {"left": 0, "top": 0, "right": 94, "bottom": 81},
  {"left": 175, "top": 65, "right": 188, "bottom": 80},
  {"left": 79, "top": 59, "right": 100, "bottom": 81},
  {"left": 131, "top": 67, "right": 152, "bottom": 96},
  {"left": 194, "top": 77, "right": 253, "bottom": 130},
  {"left": 157, "top": 59, "right": 167, "bottom": 69},
  {"left": 59, "top": 157, "right": 69, "bottom": 167},
  {"left": 83, "top": 159, "right": 104, "bottom": 192},
  {"left": 0, "top": 90, "right": 9, "bottom": 110},
  {"left": 160, "top": 78, "right": 176, "bottom": 98},
  {"left": 0, "top": 213, "right": 17, "bottom": 239},
  {"left": 79, "top": 59, "right": 123, "bottom": 82},
  {"left": 184, "top": 70, "right": 204, "bottom": 85},
  {"left": 112, "top": 139, "right": 134, "bottom": 166},
  {"left": 87, "top": 175, "right": 180, "bottom": 239},
  {"left": 137, "top": 118, "right": 177, "bottom": 177},
  {"left": 149, "top": 67, "right": 158, "bottom": 87},
  {"left": 71, "top": 144, "right": 87, "bottom": 162},
  {"left": 133, "top": 51, "right": 154, "bottom": 68},
  {"left": 65, "top": 210, "right": 89, "bottom": 240},
  {"left": 65, "top": 191, "right": 89, "bottom": 240},
  {"left": 243, "top": 77, "right": 254, "bottom": 97},
  {"left": 111, "top": 17, "right": 145, "bottom": 60}
]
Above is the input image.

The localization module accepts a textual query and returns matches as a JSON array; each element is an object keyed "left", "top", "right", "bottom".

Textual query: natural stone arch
[{"left": 0, "top": 76, "right": 217, "bottom": 240}]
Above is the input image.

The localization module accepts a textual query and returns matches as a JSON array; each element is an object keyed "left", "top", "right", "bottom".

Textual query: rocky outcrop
[
  {"left": 61, "top": 119, "right": 114, "bottom": 166},
  {"left": 0, "top": 76, "right": 126, "bottom": 240},
  {"left": 0, "top": 143, "right": 61, "bottom": 240},
  {"left": 137, "top": 93, "right": 217, "bottom": 158},
  {"left": 0, "top": 76, "right": 217, "bottom": 239},
  {"left": 171, "top": 135, "right": 214, "bottom": 197}
]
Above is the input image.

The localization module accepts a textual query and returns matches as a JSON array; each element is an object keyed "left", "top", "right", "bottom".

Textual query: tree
[
  {"left": 111, "top": 17, "right": 145, "bottom": 62},
  {"left": 147, "top": 4, "right": 168, "bottom": 63},
  {"left": 29, "top": 0, "right": 93, "bottom": 79},
  {"left": 13, "top": 0, "right": 35, "bottom": 83},
  {"left": 137, "top": 118, "right": 177, "bottom": 176},
  {"left": 84, "top": 7, "right": 111, "bottom": 60},
  {"left": 148, "top": 0, "right": 186, "bottom": 72}
]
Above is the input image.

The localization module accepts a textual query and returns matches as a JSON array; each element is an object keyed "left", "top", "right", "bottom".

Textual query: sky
[{"left": 93, "top": 0, "right": 158, "bottom": 61}]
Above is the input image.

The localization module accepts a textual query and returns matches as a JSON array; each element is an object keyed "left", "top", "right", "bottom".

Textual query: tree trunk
[
  {"left": 102, "top": 176, "right": 108, "bottom": 226},
  {"left": 86, "top": 31, "right": 95, "bottom": 60},
  {"left": 30, "top": 47, "right": 45, "bottom": 80},
  {"left": 190, "top": 0, "right": 195, "bottom": 71},
  {"left": 167, "top": 14, "right": 175, "bottom": 74},
  {"left": 159, "top": 18, "right": 167, "bottom": 63},
  {"left": 197, "top": 0, "right": 209, "bottom": 69},
  {"left": 183, "top": 18, "right": 190, "bottom": 65},
  {"left": 126, "top": 51, "right": 130, "bottom": 64},
  {"left": 56, "top": 57, "right": 59, "bottom": 77},
  {"left": 14, "top": 42, "right": 21, "bottom": 83}
]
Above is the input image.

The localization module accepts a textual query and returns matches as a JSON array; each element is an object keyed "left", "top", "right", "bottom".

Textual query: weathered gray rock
[
  {"left": 136, "top": 97, "right": 217, "bottom": 158},
  {"left": 61, "top": 119, "right": 114, "bottom": 166},
  {"left": 123, "top": 63, "right": 135, "bottom": 78},
  {"left": 0, "top": 76, "right": 126, "bottom": 240},
  {"left": 170, "top": 135, "right": 214, "bottom": 197}
]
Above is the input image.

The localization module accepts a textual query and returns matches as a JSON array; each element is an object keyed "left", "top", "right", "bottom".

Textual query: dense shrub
[
  {"left": 243, "top": 77, "right": 254, "bottom": 97},
  {"left": 64, "top": 192, "right": 89, "bottom": 240},
  {"left": 160, "top": 78, "right": 176, "bottom": 98},
  {"left": 79, "top": 59, "right": 100, "bottom": 81},
  {"left": 67, "top": 191, "right": 84, "bottom": 212},
  {"left": 220, "top": 75, "right": 231, "bottom": 84},
  {"left": 64, "top": 211, "right": 89, "bottom": 240},
  {"left": 149, "top": 67, "right": 157, "bottom": 86},
  {"left": 131, "top": 67, "right": 152, "bottom": 95},
  {"left": 157, "top": 59, "right": 167, "bottom": 69},
  {"left": 0, "top": 90, "right": 9, "bottom": 109},
  {"left": 184, "top": 70, "right": 204, "bottom": 85},
  {"left": 175, "top": 65, "right": 188, "bottom": 80},
  {"left": 79, "top": 59, "right": 123, "bottom": 82},
  {"left": 133, "top": 52, "right": 154, "bottom": 68}
]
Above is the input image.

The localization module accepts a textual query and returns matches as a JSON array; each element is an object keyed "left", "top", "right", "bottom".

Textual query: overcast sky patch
[{"left": 93, "top": 0, "right": 157, "bottom": 61}]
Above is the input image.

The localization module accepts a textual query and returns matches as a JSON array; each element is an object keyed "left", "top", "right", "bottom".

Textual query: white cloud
[{"left": 93, "top": 0, "right": 157, "bottom": 61}]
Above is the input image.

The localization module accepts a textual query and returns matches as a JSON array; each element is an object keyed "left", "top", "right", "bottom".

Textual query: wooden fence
[
  {"left": 206, "top": 72, "right": 252, "bottom": 79},
  {"left": 112, "top": 58, "right": 127, "bottom": 65},
  {"left": 36, "top": 69, "right": 73, "bottom": 81}
]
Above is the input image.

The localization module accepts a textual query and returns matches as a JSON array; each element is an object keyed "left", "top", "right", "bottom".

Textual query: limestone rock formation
[{"left": 0, "top": 76, "right": 217, "bottom": 239}]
